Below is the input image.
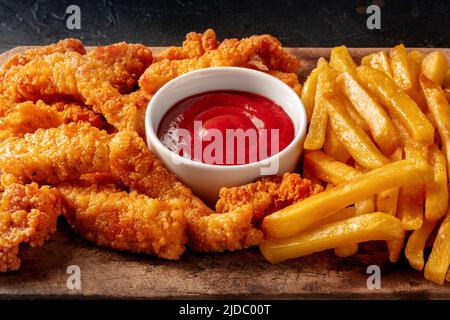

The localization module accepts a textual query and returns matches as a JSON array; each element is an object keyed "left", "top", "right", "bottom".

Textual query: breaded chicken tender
[
  {"left": 59, "top": 183, "right": 186, "bottom": 260},
  {"left": 0, "top": 183, "right": 61, "bottom": 272},
  {"left": 0, "top": 123, "right": 110, "bottom": 185},
  {"left": 109, "top": 130, "right": 263, "bottom": 252},
  {"left": 216, "top": 173, "right": 323, "bottom": 223},
  {"left": 0, "top": 38, "right": 85, "bottom": 91},
  {"left": 155, "top": 29, "right": 219, "bottom": 62},
  {"left": 4, "top": 51, "right": 84, "bottom": 103},
  {"left": 139, "top": 34, "right": 299, "bottom": 94},
  {"left": 87, "top": 43, "right": 153, "bottom": 93}
]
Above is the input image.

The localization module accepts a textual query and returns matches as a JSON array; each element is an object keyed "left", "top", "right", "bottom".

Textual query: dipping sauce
[{"left": 158, "top": 90, "right": 295, "bottom": 165}]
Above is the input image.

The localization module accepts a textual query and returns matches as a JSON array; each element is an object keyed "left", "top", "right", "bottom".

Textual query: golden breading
[
  {"left": 139, "top": 34, "right": 300, "bottom": 94},
  {"left": 155, "top": 29, "right": 219, "bottom": 62},
  {"left": 0, "top": 183, "right": 61, "bottom": 272},
  {"left": 87, "top": 42, "right": 153, "bottom": 93},
  {"left": 59, "top": 183, "right": 186, "bottom": 260},
  {"left": 109, "top": 130, "right": 263, "bottom": 252},
  {"left": 4, "top": 51, "right": 84, "bottom": 102},
  {"left": 0, "top": 38, "right": 85, "bottom": 90},
  {"left": 0, "top": 123, "right": 111, "bottom": 185},
  {"left": 216, "top": 173, "right": 323, "bottom": 223}
]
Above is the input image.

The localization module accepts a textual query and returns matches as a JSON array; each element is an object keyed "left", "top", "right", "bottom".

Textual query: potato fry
[
  {"left": 421, "top": 51, "right": 449, "bottom": 85},
  {"left": 323, "top": 123, "right": 351, "bottom": 163},
  {"left": 307, "top": 206, "right": 356, "bottom": 231},
  {"left": 303, "top": 150, "right": 359, "bottom": 186},
  {"left": 260, "top": 213, "right": 404, "bottom": 264},
  {"left": 405, "top": 219, "right": 437, "bottom": 270},
  {"left": 376, "top": 147, "right": 403, "bottom": 216},
  {"left": 362, "top": 51, "right": 393, "bottom": 78},
  {"left": 407, "top": 54, "right": 428, "bottom": 111},
  {"left": 357, "top": 66, "right": 434, "bottom": 146},
  {"left": 360, "top": 53, "right": 374, "bottom": 67},
  {"left": 302, "top": 163, "right": 321, "bottom": 186},
  {"left": 420, "top": 75, "right": 450, "bottom": 179},
  {"left": 334, "top": 243, "right": 358, "bottom": 258},
  {"left": 330, "top": 46, "right": 357, "bottom": 76},
  {"left": 387, "top": 231, "right": 407, "bottom": 263},
  {"left": 425, "top": 145, "right": 448, "bottom": 221},
  {"left": 325, "top": 94, "right": 389, "bottom": 169},
  {"left": 301, "top": 64, "right": 324, "bottom": 122},
  {"left": 336, "top": 72, "right": 399, "bottom": 155},
  {"left": 262, "top": 159, "right": 433, "bottom": 238},
  {"left": 444, "top": 87, "right": 450, "bottom": 103},
  {"left": 304, "top": 62, "right": 335, "bottom": 150},
  {"left": 390, "top": 44, "right": 413, "bottom": 91},
  {"left": 343, "top": 97, "right": 371, "bottom": 134},
  {"left": 443, "top": 68, "right": 450, "bottom": 88},
  {"left": 424, "top": 211, "right": 450, "bottom": 284},
  {"left": 408, "top": 50, "right": 425, "bottom": 65},
  {"left": 397, "top": 145, "right": 425, "bottom": 230}
]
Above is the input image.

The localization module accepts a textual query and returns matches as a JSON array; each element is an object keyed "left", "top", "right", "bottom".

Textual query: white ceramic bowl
[{"left": 145, "top": 67, "right": 307, "bottom": 204}]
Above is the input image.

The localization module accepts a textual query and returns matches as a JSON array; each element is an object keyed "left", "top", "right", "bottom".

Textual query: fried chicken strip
[
  {"left": 155, "top": 29, "right": 218, "bottom": 62},
  {"left": 109, "top": 130, "right": 263, "bottom": 252},
  {"left": 0, "top": 183, "right": 61, "bottom": 272},
  {"left": 139, "top": 34, "right": 299, "bottom": 94},
  {"left": 59, "top": 183, "right": 186, "bottom": 260},
  {"left": 87, "top": 43, "right": 153, "bottom": 93},
  {"left": 0, "top": 38, "right": 85, "bottom": 91},
  {"left": 0, "top": 123, "right": 110, "bottom": 185},
  {"left": 216, "top": 173, "right": 323, "bottom": 223}
]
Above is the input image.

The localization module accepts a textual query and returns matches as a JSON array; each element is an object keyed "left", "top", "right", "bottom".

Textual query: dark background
[{"left": 0, "top": 0, "right": 449, "bottom": 52}]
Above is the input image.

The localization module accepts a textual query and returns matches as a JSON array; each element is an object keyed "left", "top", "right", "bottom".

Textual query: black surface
[{"left": 0, "top": 0, "right": 449, "bottom": 52}]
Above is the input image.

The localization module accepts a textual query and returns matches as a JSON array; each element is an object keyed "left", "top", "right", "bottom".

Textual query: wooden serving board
[{"left": 0, "top": 47, "right": 449, "bottom": 299}]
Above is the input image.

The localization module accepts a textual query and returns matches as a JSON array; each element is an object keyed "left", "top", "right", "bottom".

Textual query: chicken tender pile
[{"left": 0, "top": 30, "right": 318, "bottom": 270}]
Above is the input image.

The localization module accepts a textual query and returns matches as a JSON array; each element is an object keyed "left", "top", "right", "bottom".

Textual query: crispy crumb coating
[
  {"left": 0, "top": 38, "right": 85, "bottom": 90},
  {"left": 0, "top": 183, "right": 61, "bottom": 272},
  {"left": 216, "top": 173, "right": 323, "bottom": 223},
  {"left": 87, "top": 42, "right": 153, "bottom": 93},
  {"left": 268, "top": 70, "right": 302, "bottom": 96},
  {"left": 109, "top": 130, "right": 263, "bottom": 252},
  {"left": 0, "top": 101, "right": 63, "bottom": 140},
  {"left": 139, "top": 34, "right": 299, "bottom": 94},
  {"left": 0, "top": 123, "right": 111, "bottom": 185},
  {"left": 4, "top": 51, "right": 84, "bottom": 103},
  {"left": 59, "top": 183, "right": 186, "bottom": 260},
  {"left": 155, "top": 29, "right": 218, "bottom": 62}
]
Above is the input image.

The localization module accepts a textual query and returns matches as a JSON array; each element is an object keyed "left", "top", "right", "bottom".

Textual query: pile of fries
[{"left": 260, "top": 44, "right": 450, "bottom": 285}]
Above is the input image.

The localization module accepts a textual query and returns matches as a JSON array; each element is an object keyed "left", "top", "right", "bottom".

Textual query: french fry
[
  {"left": 376, "top": 147, "right": 403, "bottom": 216},
  {"left": 336, "top": 72, "right": 399, "bottom": 155},
  {"left": 397, "top": 145, "right": 425, "bottom": 230},
  {"left": 408, "top": 50, "right": 425, "bottom": 65},
  {"left": 425, "top": 145, "right": 448, "bottom": 222},
  {"left": 304, "top": 62, "right": 335, "bottom": 150},
  {"left": 361, "top": 51, "right": 393, "bottom": 78},
  {"left": 302, "top": 160, "right": 322, "bottom": 186},
  {"left": 357, "top": 66, "right": 434, "bottom": 146},
  {"left": 260, "top": 213, "right": 404, "bottom": 264},
  {"left": 303, "top": 150, "right": 359, "bottom": 186},
  {"left": 444, "top": 87, "right": 450, "bottom": 103},
  {"left": 390, "top": 44, "right": 413, "bottom": 90},
  {"left": 325, "top": 94, "right": 389, "bottom": 169},
  {"left": 420, "top": 75, "right": 450, "bottom": 179},
  {"left": 323, "top": 123, "right": 351, "bottom": 163},
  {"left": 424, "top": 211, "right": 450, "bottom": 284},
  {"left": 407, "top": 54, "right": 428, "bottom": 111},
  {"left": 405, "top": 219, "right": 437, "bottom": 270},
  {"left": 343, "top": 97, "right": 371, "bottom": 134},
  {"left": 334, "top": 243, "right": 358, "bottom": 258},
  {"left": 421, "top": 51, "right": 449, "bottom": 85},
  {"left": 387, "top": 231, "right": 407, "bottom": 263},
  {"left": 330, "top": 46, "right": 357, "bottom": 76},
  {"left": 262, "top": 159, "right": 433, "bottom": 239},
  {"left": 360, "top": 53, "right": 374, "bottom": 67},
  {"left": 307, "top": 206, "right": 356, "bottom": 231},
  {"left": 443, "top": 68, "right": 450, "bottom": 88},
  {"left": 301, "top": 63, "right": 324, "bottom": 122}
]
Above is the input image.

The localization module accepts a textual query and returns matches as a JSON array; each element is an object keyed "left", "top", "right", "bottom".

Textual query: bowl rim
[{"left": 145, "top": 66, "right": 307, "bottom": 171}]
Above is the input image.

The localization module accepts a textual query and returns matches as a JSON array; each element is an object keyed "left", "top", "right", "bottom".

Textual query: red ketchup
[{"left": 158, "top": 90, "right": 295, "bottom": 165}]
